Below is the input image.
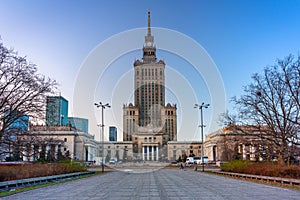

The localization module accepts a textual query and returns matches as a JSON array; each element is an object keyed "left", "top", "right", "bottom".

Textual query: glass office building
[
  {"left": 68, "top": 117, "right": 88, "bottom": 133},
  {"left": 109, "top": 126, "right": 117, "bottom": 141},
  {"left": 46, "top": 96, "right": 68, "bottom": 126}
]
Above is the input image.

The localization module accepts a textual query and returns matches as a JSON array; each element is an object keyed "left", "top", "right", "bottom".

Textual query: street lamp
[
  {"left": 94, "top": 102, "right": 111, "bottom": 173},
  {"left": 194, "top": 102, "right": 210, "bottom": 172}
]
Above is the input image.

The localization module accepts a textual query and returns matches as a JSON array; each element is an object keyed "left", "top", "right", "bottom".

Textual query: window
[
  {"left": 64, "top": 147, "right": 67, "bottom": 151},
  {"left": 173, "top": 150, "right": 177, "bottom": 159},
  {"left": 64, "top": 138, "right": 67, "bottom": 142}
]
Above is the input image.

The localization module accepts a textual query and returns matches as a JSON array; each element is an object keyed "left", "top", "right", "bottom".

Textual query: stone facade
[
  {"left": 26, "top": 126, "right": 133, "bottom": 165},
  {"left": 96, "top": 141, "right": 133, "bottom": 164},
  {"left": 167, "top": 141, "right": 202, "bottom": 161},
  {"left": 204, "top": 126, "right": 279, "bottom": 162},
  {"left": 28, "top": 125, "right": 97, "bottom": 161}
]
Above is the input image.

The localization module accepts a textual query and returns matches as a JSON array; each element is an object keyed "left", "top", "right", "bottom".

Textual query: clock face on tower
[{"left": 147, "top": 41, "right": 152, "bottom": 46}]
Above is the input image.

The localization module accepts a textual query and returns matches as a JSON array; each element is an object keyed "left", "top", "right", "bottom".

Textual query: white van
[
  {"left": 193, "top": 156, "right": 201, "bottom": 164},
  {"left": 194, "top": 156, "right": 208, "bottom": 165},
  {"left": 186, "top": 157, "right": 194, "bottom": 165}
]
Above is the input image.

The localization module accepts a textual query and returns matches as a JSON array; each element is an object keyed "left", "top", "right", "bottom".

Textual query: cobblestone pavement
[{"left": 2, "top": 169, "right": 300, "bottom": 200}]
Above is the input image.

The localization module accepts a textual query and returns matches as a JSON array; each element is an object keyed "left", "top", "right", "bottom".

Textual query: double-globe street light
[
  {"left": 194, "top": 102, "right": 210, "bottom": 172},
  {"left": 94, "top": 102, "right": 111, "bottom": 173}
]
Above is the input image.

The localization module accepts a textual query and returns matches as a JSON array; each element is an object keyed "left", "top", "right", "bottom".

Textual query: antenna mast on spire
[{"left": 148, "top": 8, "right": 151, "bottom": 36}]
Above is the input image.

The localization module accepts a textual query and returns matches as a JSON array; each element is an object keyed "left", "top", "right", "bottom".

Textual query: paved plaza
[{"left": 2, "top": 169, "right": 300, "bottom": 200}]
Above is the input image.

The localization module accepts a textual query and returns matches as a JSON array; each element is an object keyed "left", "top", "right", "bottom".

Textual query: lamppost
[
  {"left": 194, "top": 102, "right": 210, "bottom": 172},
  {"left": 94, "top": 102, "right": 110, "bottom": 173}
]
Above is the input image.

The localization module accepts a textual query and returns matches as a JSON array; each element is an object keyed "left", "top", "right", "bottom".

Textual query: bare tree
[
  {"left": 0, "top": 40, "right": 57, "bottom": 158},
  {"left": 231, "top": 55, "right": 300, "bottom": 164}
]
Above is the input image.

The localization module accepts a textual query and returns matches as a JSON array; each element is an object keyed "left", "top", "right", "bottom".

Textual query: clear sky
[{"left": 1, "top": 0, "right": 300, "bottom": 141}]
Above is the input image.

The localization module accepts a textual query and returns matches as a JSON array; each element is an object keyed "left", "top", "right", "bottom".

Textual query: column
[
  {"left": 55, "top": 144, "right": 58, "bottom": 160},
  {"left": 242, "top": 144, "right": 246, "bottom": 160},
  {"left": 147, "top": 146, "right": 149, "bottom": 160},
  {"left": 46, "top": 144, "right": 50, "bottom": 160},
  {"left": 142, "top": 147, "right": 145, "bottom": 161},
  {"left": 156, "top": 146, "right": 159, "bottom": 161},
  {"left": 152, "top": 146, "right": 154, "bottom": 161},
  {"left": 153, "top": 146, "right": 156, "bottom": 161},
  {"left": 88, "top": 146, "right": 91, "bottom": 161}
]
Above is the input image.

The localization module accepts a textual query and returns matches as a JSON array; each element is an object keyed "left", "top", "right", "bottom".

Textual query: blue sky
[{"left": 1, "top": 0, "right": 300, "bottom": 141}]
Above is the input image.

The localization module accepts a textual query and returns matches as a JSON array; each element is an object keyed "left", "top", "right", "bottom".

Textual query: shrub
[
  {"left": 221, "top": 161, "right": 300, "bottom": 179},
  {"left": 220, "top": 160, "right": 251, "bottom": 173},
  {"left": 0, "top": 161, "right": 87, "bottom": 181}
]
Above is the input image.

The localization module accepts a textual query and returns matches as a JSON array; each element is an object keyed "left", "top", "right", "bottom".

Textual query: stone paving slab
[{"left": 1, "top": 169, "right": 299, "bottom": 200}]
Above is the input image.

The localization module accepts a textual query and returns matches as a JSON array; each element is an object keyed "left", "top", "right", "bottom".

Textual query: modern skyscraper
[
  {"left": 4, "top": 109, "right": 29, "bottom": 133},
  {"left": 68, "top": 117, "right": 89, "bottom": 133},
  {"left": 109, "top": 126, "right": 117, "bottom": 141},
  {"left": 46, "top": 96, "right": 68, "bottom": 126},
  {"left": 123, "top": 10, "right": 177, "bottom": 161}
]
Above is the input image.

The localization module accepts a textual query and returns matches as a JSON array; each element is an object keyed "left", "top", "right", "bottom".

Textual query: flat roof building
[
  {"left": 109, "top": 126, "right": 117, "bottom": 141},
  {"left": 46, "top": 96, "right": 68, "bottom": 126},
  {"left": 68, "top": 117, "right": 89, "bottom": 133}
]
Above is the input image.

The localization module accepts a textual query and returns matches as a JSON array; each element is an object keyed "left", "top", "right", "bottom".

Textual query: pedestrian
[{"left": 180, "top": 162, "right": 184, "bottom": 170}]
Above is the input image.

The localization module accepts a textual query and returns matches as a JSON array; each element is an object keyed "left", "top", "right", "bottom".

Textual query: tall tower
[
  {"left": 134, "top": 9, "right": 165, "bottom": 128},
  {"left": 123, "top": 10, "right": 177, "bottom": 161}
]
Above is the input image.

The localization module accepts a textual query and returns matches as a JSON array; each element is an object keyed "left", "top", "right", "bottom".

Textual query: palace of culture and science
[
  {"left": 123, "top": 10, "right": 177, "bottom": 161},
  {"left": 10, "top": 10, "right": 261, "bottom": 164},
  {"left": 24, "top": 10, "right": 206, "bottom": 164}
]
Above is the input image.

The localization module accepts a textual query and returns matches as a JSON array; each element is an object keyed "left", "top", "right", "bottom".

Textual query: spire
[
  {"left": 143, "top": 8, "right": 156, "bottom": 63},
  {"left": 147, "top": 8, "right": 151, "bottom": 36}
]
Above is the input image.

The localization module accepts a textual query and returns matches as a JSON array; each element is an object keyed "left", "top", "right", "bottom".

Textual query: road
[{"left": 2, "top": 169, "right": 299, "bottom": 200}]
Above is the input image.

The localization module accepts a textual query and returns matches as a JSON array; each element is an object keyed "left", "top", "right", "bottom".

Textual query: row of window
[
  {"left": 144, "top": 137, "right": 156, "bottom": 142},
  {"left": 143, "top": 51, "right": 155, "bottom": 56},
  {"left": 126, "top": 110, "right": 136, "bottom": 116},
  {"left": 99, "top": 146, "right": 128, "bottom": 149},
  {"left": 165, "top": 110, "right": 174, "bottom": 115},
  {"left": 136, "top": 68, "right": 163, "bottom": 77},
  {"left": 137, "top": 83, "right": 162, "bottom": 88},
  {"left": 172, "top": 145, "right": 201, "bottom": 149}
]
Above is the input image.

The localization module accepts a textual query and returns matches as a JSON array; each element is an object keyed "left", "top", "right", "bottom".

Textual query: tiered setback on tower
[{"left": 123, "top": 10, "right": 177, "bottom": 161}]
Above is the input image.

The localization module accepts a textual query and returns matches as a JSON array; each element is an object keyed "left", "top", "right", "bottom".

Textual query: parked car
[
  {"left": 170, "top": 161, "right": 178, "bottom": 167},
  {"left": 109, "top": 158, "right": 117, "bottom": 165}
]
